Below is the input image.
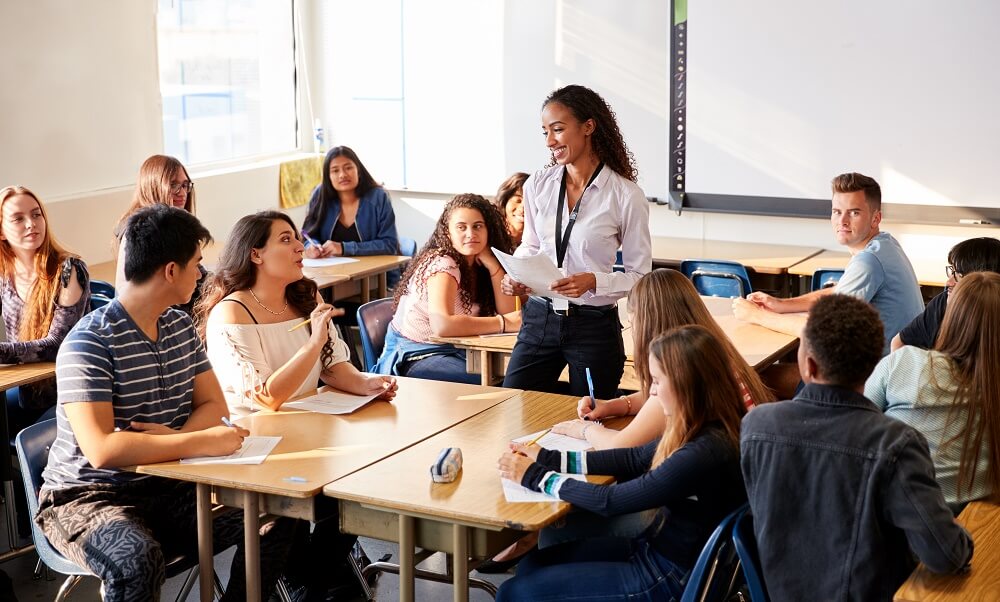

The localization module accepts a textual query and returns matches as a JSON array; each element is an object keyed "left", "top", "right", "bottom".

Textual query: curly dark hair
[
  {"left": 392, "top": 194, "right": 513, "bottom": 315},
  {"left": 543, "top": 84, "right": 638, "bottom": 182},
  {"left": 195, "top": 211, "right": 337, "bottom": 368},
  {"left": 803, "top": 294, "right": 884, "bottom": 388}
]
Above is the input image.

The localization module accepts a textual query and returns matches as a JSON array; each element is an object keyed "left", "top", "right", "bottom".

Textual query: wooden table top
[
  {"left": 432, "top": 296, "right": 797, "bottom": 372},
  {"left": 324, "top": 390, "right": 618, "bottom": 531},
  {"left": 895, "top": 500, "right": 1000, "bottom": 601},
  {"left": 0, "top": 362, "right": 57, "bottom": 391},
  {"left": 135, "top": 377, "right": 520, "bottom": 499},
  {"left": 787, "top": 250, "right": 947, "bottom": 287},
  {"left": 651, "top": 237, "right": 823, "bottom": 274}
]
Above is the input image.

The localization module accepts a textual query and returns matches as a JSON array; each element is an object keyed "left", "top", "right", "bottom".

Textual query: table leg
[
  {"left": 479, "top": 351, "right": 492, "bottom": 386},
  {"left": 360, "top": 276, "right": 372, "bottom": 303},
  {"left": 399, "top": 514, "right": 415, "bottom": 602},
  {"left": 244, "top": 491, "right": 260, "bottom": 602},
  {"left": 196, "top": 484, "right": 214, "bottom": 602},
  {"left": 377, "top": 273, "right": 387, "bottom": 299},
  {"left": 452, "top": 525, "right": 469, "bottom": 602}
]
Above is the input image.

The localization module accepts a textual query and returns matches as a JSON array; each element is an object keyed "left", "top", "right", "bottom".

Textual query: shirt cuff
[
  {"left": 341, "top": 241, "right": 355, "bottom": 256},
  {"left": 521, "top": 463, "right": 549, "bottom": 492},
  {"left": 593, "top": 271, "right": 612, "bottom": 296}
]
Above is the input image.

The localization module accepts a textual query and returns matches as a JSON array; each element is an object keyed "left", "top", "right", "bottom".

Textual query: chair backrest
[
  {"left": 15, "top": 419, "right": 92, "bottom": 577},
  {"left": 732, "top": 507, "right": 769, "bottom": 602},
  {"left": 681, "top": 503, "right": 748, "bottom": 602},
  {"left": 680, "top": 259, "right": 753, "bottom": 298},
  {"left": 357, "top": 298, "right": 395, "bottom": 372},
  {"left": 613, "top": 249, "right": 625, "bottom": 273},
  {"left": 810, "top": 268, "right": 845, "bottom": 292},
  {"left": 90, "top": 279, "right": 116, "bottom": 311},
  {"left": 398, "top": 237, "right": 418, "bottom": 257}
]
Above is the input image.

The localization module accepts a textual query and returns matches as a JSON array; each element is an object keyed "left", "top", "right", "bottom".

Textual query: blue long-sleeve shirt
[
  {"left": 302, "top": 186, "right": 399, "bottom": 257},
  {"left": 521, "top": 425, "right": 746, "bottom": 569}
]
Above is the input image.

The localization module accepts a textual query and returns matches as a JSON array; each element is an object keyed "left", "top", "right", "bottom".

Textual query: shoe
[{"left": 475, "top": 555, "right": 522, "bottom": 574}]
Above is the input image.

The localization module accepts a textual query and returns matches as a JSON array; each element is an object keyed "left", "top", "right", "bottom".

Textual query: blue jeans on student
[
  {"left": 503, "top": 297, "right": 625, "bottom": 398},
  {"left": 539, "top": 508, "right": 656, "bottom": 549},
  {"left": 399, "top": 353, "right": 481, "bottom": 385},
  {"left": 495, "top": 536, "right": 687, "bottom": 602}
]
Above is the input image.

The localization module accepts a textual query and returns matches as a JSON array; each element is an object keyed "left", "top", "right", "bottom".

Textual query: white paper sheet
[
  {"left": 302, "top": 257, "right": 359, "bottom": 268},
  {"left": 501, "top": 474, "right": 587, "bottom": 503},
  {"left": 284, "top": 390, "right": 380, "bottom": 415},
  {"left": 180, "top": 436, "right": 282, "bottom": 465},
  {"left": 491, "top": 248, "right": 571, "bottom": 301},
  {"left": 514, "top": 430, "right": 592, "bottom": 452}
]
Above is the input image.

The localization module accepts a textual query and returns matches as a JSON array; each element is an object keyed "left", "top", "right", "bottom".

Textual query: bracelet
[
  {"left": 581, "top": 423, "right": 593, "bottom": 440},
  {"left": 498, "top": 314, "right": 506, "bottom": 334},
  {"left": 620, "top": 395, "right": 632, "bottom": 416},
  {"left": 490, "top": 268, "right": 503, "bottom": 278}
]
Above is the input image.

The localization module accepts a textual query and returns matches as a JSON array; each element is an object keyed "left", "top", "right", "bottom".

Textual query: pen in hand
[
  {"left": 585, "top": 367, "right": 597, "bottom": 413},
  {"left": 221, "top": 417, "right": 236, "bottom": 428}
]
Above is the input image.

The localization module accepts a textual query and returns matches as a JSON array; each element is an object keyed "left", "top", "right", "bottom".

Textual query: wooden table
[
  {"left": 0, "top": 362, "right": 57, "bottom": 562},
  {"left": 651, "top": 237, "right": 823, "bottom": 275},
  {"left": 789, "top": 250, "right": 948, "bottom": 288},
  {"left": 433, "top": 296, "right": 798, "bottom": 389},
  {"left": 324, "top": 390, "right": 621, "bottom": 602},
  {"left": 894, "top": 500, "right": 1000, "bottom": 601},
  {"left": 135, "top": 377, "right": 519, "bottom": 602}
]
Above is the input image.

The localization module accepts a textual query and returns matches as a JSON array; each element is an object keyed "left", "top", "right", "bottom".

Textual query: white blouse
[{"left": 206, "top": 317, "right": 351, "bottom": 415}]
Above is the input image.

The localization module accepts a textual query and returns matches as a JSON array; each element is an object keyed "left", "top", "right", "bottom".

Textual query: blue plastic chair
[
  {"left": 89, "top": 279, "right": 116, "bottom": 311},
  {"left": 15, "top": 419, "right": 222, "bottom": 601},
  {"left": 680, "top": 259, "right": 753, "bottom": 298},
  {"left": 732, "top": 507, "right": 769, "bottom": 601},
  {"left": 680, "top": 503, "right": 748, "bottom": 602},
  {"left": 398, "top": 237, "right": 418, "bottom": 257},
  {"left": 357, "top": 298, "right": 395, "bottom": 372},
  {"left": 810, "top": 268, "right": 844, "bottom": 292},
  {"left": 613, "top": 249, "right": 625, "bottom": 273}
]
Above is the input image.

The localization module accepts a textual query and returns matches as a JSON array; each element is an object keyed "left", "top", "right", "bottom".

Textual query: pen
[
  {"left": 302, "top": 232, "right": 321, "bottom": 249},
  {"left": 585, "top": 367, "right": 596, "bottom": 411},
  {"left": 221, "top": 417, "right": 236, "bottom": 428},
  {"left": 525, "top": 428, "right": 552, "bottom": 447}
]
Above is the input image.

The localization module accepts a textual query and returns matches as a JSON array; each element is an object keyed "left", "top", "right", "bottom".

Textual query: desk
[
  {"left": 789, "top": 250, "right": 948, "bottom": 288},
  {"left": 651, "top": 237, "right": 823, "bottom": 275},
  {"left": 135, "top": 377, "right": 519, "bottom": 602},
  {"left": 0, "top": 362, "right": 57, "bottom": 562},
  {"left": 324, "top": 390, "right": 620, "bottom": 602},
  {"left": 433, "top": 296, "right": 798, "bottom": 388},
  {"left": 894, "top": 500, "right": 1000, "bottom": 601}
]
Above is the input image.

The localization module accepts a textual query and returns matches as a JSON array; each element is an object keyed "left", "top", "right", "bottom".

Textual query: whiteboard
[{"left": 685, "top": 0, "right": 1000, "bottom": 208}]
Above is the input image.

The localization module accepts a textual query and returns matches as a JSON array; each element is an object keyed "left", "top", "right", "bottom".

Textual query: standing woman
[
  {"left": 0, "top": 186, "right": 90, "bottom": 432},
  {"left": 502, "top": 84, "right": 651, "bottom": 398},
  {"left": 494, "top": 172, "right": 529, "bottom": 248},
  {"left": 114, "top": 154, "right": 204, "bottom": 314}
]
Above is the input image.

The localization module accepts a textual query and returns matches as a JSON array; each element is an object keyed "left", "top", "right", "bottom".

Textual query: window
[{"left": 157, "top": 0, "right": 297, "bottom": 165}]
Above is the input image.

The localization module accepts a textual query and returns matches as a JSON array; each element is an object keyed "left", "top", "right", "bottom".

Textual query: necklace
[{"left": 248, "top": 288, "right": 288, "bottom": 316}]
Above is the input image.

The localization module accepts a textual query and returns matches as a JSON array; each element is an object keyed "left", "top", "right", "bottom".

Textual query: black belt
[{"left": 531, "top": 296, "right": 616, "bottom": 317}]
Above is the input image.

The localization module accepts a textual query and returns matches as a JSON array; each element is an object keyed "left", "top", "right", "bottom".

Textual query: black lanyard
[{"left": 555, "top": 163, "right": 604, "bottom": 268}]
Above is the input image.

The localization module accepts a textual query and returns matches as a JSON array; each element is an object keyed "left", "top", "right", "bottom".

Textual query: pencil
[
  {"left": 515, "top": 296, "right": 521, "bottom": 311},
  {"left": 526, "top": 428, "right": 552, "bottom": 447},
  {"left": 287, "top": 318, "right": 310, "bottom": 332}
]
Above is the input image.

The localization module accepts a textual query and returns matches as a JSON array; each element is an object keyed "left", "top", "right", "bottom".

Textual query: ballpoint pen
[
  {"left": 585, "top": 367, "right": 597, "bottom": 412},
  {"left": 221, "top": 417, "right": 236, "bottom": 428}
]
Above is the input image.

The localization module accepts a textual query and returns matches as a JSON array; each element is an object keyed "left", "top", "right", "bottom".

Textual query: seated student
[
  {"left": 733, "top": 172, "right": 923, "bottom": 354},
  {"left": 493, "top": 172, "right": 529, "bottom": 248},
  {"left": 374, "top": 193, "right": 520, "bottom": 383},
  {"left": 741, "top": 294, "right": 973, "bottom": 601},
  {"left": 866, "top": 272, "right": 1000, "bottom": 509},
  {"left": 495, "top": 325, "right": 747, "bottom": 601},
  {"left": 198, "top": 210, "right": 396, "bottom": 414},
  {"left": 892, "top": 236, "right": 1000, "bottom": 351},
  {"left": 196, "top": 210, "right": 396, "bottom": 599},
  {"left": 552, "top": 268, "right": 773, "bottom": 450},
  {"left": 36, "top": 205, "right": 294, "bottom": 601},
  {"left": 114, "top": 154, "right": 206, "bottom": 315},
  {"left": 0, "top": 186, "right": 90, "bottom": 434}
]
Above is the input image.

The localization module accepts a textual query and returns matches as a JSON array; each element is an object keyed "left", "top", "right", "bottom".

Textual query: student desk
[
  {"left": 0, "top": 362, "right": 57, "bottom": 562},
  {"left": 894, "top": 500, "right": 1000, "bottom": 601},
  {"left": 324, "top": 389, "right": 623, "bottom": 602},
  {"left": 789, "top": 250, "right": 948, "bottom": 289},
  {"left": 134, "top": 377, "right": 519, "bottom": 602},
  {"left": 651, "top": 236, "right": 824, "bottom": 276},
  {"left": 432, "top": 296, "right": 799, "bottom": 388},
  {"left": 309, "top": 255, "right": 409, "bottom": 303}
]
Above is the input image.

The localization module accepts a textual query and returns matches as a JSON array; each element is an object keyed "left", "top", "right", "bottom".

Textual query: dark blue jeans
[
  {"left": 399, "top": 352, "right": 481, "bottom": 385},
  {"left": 495, "top": 537, "right": 687, "bottom": 602},
  {"left": 503, "top": 297, "right": 625, "bottom": 397}
]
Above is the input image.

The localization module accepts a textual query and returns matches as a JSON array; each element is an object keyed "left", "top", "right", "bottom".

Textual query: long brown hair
[
  {"left": 934, "top": 272, "right": 1000, "bottom": 496},
  {"left": 114, "top": 155, "right": 195, "bottom": 244},
  {"left": 648, "top": 325, "right": 746, "bottom": 468},
  {"left": 629, "top": 269, "right": 774, "bottom": 405},
  {"left": 0, "top": 186, "right": 77, "bottom": 340},
  {"left": 392, "top": 194, "right": 513, "bottom": 315},
  {"left": 195, "top": 211, "right": 335, "bottom": 367}
]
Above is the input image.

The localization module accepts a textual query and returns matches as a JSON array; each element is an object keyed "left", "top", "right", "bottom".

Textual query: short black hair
[
  {"left": 803, "top": 294, "right": 883, "bottom": 388},
  {"left": 123, "top": 205, "right": 212, "bottom": 284},
  {"left": 949, "top": 237, "right": 1000, "bottom": 276}
]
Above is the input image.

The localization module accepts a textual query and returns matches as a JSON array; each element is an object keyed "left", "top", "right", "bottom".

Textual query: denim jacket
[{"left": 741, "top": 384, "right": 972, "bottom": 601}]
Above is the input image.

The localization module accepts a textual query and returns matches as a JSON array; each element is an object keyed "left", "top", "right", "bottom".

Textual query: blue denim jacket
[{"left": 741, "top": 384, "right": 972, "bottom": 601}]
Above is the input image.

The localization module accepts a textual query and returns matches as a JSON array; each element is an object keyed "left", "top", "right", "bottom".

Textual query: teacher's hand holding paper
[
  {"left": 501, "top": 273, "right": 533, "bottom": 296},
  {"left": 549, "top": 272, "right": 596, "bottom": 298}
]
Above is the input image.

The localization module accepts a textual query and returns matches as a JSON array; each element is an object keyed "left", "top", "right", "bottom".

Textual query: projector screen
[{"left": 683, "top": 0, "right": 1000, "bottom": 209}]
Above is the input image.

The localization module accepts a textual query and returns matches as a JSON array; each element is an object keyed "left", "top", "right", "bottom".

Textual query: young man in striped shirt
[{"left": 36, "top": 205, "right": 293, "bottom": 601}]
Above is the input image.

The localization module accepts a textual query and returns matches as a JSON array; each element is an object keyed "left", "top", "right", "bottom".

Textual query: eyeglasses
[
  {"left": 945, "top": 265, "right": 963, "bottom": 280},
  {"left": 170, "top": 181, "right": 194, "bottom": 194}
]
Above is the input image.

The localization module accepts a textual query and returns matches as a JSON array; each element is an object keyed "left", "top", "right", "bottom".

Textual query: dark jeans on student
[
  {"left": 495, "top": 536, "right": 687, "bottom": 602},
  {"left": 503, "top": 297, "right": 624, "bottom": 397},
  {"left": 400, "top": 352, "right": 481, "bottom": 385},
  {"left": 37, "top": 477, "right": 295, "bottom": 602}
]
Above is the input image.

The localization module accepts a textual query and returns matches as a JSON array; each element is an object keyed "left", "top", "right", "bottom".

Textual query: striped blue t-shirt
[{"left": 41, "top": 300, "right": 211, "bottom": 490}]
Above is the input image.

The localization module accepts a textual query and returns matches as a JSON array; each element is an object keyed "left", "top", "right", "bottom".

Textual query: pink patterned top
[{"left": 391, "top": 254, "right": 481, "bottom": 343}]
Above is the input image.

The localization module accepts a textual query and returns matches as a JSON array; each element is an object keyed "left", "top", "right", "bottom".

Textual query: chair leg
[
  {"left": 347, "top": 550, "right": 375, "bottom": 601},
  {"left": 54, "top": 575, "right": 83, "bottom": 602},
  {"left": 213, "top": 571, "right": 225, "bottom": 599},
  {"left": 175, "top": 567, "right": 197, "bottom": 602}
]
